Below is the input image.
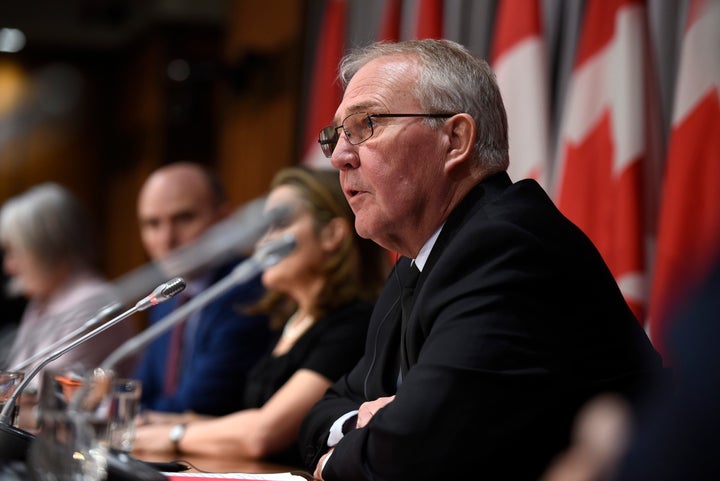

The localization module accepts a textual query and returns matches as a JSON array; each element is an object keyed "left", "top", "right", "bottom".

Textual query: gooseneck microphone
[
  {"left": 9, "top": 302, "right": 125, "bottom": 373},
  {"left": 100, "top": 233, "right": 296, "bottom": 372},
  {"left": 134, "top": 277, "right": 188, "bottom": 312},
  {"left": 0, "top": 278, "right": 186, "bottom": 429}
]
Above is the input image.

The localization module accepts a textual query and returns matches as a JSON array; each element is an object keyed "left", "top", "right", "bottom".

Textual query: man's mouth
[{"left": 343, "top": 185, "right": 361, "bottom": 199}]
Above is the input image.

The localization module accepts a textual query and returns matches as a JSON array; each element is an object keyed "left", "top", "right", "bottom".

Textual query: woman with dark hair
[{"left": 133, "top": 167, "right": 389, "bottom": 464}]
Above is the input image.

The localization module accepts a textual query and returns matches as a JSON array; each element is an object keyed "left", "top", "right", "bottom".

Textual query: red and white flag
[
  {"left": 412, "top": 0, "right": 443, "bottom": 39},
  {"left": 648, "top": 0, "right": 720, "bottom": 359},
  {"left": 379, "top": 0, "right": 402, "bottom": 41},
  {"left": 490, "top": 0, "right": 550, "bottom": 189},
  {"left": 301, "top": 0, "right": 347, "bottom": 168},
  {"left": 553, "top": 0, "right": 657, "bottom": 322}
]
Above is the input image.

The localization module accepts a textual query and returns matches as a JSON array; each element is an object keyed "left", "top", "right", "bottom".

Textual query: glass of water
[
  {"left": 107, "top": 378, "right": 142, "bottom": 453},
  {"left": 27, "top": 367, "right": 114, "bottom": 481},
  {"left": 0, "top": 370, "right": 25, "bottom": 426}
]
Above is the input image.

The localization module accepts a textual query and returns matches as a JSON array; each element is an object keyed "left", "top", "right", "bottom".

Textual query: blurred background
[
  {"left": 0, "top": 0, "right": 309, "bottom": 281},
  {"left": 0, "top": 0, "right": 717, "bottom": 363}
]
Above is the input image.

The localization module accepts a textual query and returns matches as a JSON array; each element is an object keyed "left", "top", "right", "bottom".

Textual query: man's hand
[
  {"left": 315, "top": 396, "right": 395, "bottom": 479},
  {"left": 314, "top": 447, "right": 335, "bottom": 480},
  {"left": 356, "top": 395, "right": 395, "bottom": 428}
]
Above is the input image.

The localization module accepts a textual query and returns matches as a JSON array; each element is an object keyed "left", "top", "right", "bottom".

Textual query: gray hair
[
  {"left": 339, "top": 39, "right": 509, "bottom": 173},
  {"left": 0, "top": 183, "right": 97, "bottom": 271}
]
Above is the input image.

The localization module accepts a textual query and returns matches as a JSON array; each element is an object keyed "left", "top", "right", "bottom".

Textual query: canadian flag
[
  {"left": 413, "top": 0, "right": 443, "bottom": 39},
  {"left": 648, "top": 0, "right": 720, "bottom": 359},
  {"left": 379, "top": 0, "right": 402, "bottom": 41},
  {"left": 301, "top": 0, "right": 347, "bottom": 168},
  {"left": 490, "top": 0, "right": 550, "bottom": 189},
  {"left": 553, "top": 0, "right": 656, "bottom": 322}
]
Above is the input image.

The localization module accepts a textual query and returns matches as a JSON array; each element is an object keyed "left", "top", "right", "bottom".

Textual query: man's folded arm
[{"left": 299, "top": 373, "right": 364, "bottom": 469}]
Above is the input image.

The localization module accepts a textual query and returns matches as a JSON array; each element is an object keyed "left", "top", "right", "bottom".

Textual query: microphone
[
  {"left": 9, "top": 302, "right": 124, "bottom": 373},
  {"left": 253, "top": 232, "right": 298, "bottom": 267},
  {"left": 134, "top": 277, "right": 188, "bottom": 312},
  {"left": 5, "top": 195, "right": 283, "bottom": 374},
  {"left": 100, "top": 233, "right": 296, "bottom": 372},
  {"left": 0, "top": 276, "right": 186, "bottom": 425},
  {"left": 8, "top": 278, "right": 186, "bottom": 374},
  {"left": 103, "top": 197, "right": 288, "bottom": 317}
]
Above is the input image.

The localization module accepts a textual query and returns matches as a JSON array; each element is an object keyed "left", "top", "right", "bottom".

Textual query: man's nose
[
  {"left": 330, "top": 136, "right": 359, "bottom": 171},
  {"left": 158, "top": 225, "right": 181, "bottom": 252}
]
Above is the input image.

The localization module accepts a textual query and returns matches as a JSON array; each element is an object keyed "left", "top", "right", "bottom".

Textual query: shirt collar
[{"left": 413, "top": 223, "right": 444, "bottom": 272}]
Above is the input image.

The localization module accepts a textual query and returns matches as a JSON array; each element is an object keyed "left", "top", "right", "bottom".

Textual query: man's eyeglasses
[{"left": 318, "top": 112, "right": 456, "bottom": 158}]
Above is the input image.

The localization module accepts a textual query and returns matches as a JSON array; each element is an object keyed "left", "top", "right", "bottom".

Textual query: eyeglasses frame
[{"left": 318, "top": 112, "right": 457, "bottom": 158}]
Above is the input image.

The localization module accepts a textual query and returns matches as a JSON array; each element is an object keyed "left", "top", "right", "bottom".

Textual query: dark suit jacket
[
  {"left": 133, "top": 259, "right": 271, "bottom": 415},
  {"left": 300, "top": 172, "right": 664, "bottom": 480}
]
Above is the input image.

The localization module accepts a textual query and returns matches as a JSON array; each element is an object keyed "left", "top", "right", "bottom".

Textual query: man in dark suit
[
  {"left": 299, "top": 39, "right": 665, "bottom": 481},
  {"left": 133, "top": 162, "right": 271, "bottom": 416}
]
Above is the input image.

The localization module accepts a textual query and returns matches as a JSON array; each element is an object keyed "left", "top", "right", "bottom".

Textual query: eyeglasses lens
[
  {"left": 318, "top": 113, "right": 374, "bottom": 158},
  {"left": 319, "top": 126, "right": 339, "bottom": 157},
  {"left": 345, "top": 113, "right": 373, "bottom": 146}
]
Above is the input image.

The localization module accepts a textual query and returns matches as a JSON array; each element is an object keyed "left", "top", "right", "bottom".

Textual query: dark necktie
[
  {"left": 401, "top": 262, "right": 421, "bottom": 326},
  {"left": 398, "top": 261, "right": 421, "bottom": 384}
]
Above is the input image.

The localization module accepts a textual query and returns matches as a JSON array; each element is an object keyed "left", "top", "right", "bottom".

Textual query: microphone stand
[
  {"left": 0, "top": 278, "right": 186, "bottom": 460},
  {"left": 100, "top": 233, "right": 296, "bottom": 373},
  {"left": 9, "top": 302, "right": 124, "bottom": 373}
]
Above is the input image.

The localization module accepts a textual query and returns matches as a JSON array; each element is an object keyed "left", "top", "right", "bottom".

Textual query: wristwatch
[{"left": 169, "top": 423, "right": 187, "bottom": 452}]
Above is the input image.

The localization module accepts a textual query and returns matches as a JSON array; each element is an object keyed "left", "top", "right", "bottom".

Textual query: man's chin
[
  {"left": 353, "top": 219, "right": 374, "bottom": 241},
  {"left": 354, "top": 218, "right": 390, "bottom": 247}
]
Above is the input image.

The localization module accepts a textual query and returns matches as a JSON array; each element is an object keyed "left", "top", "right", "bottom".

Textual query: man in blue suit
[{"left": 134, "top": 162, "right": 270, "bottom": 416}]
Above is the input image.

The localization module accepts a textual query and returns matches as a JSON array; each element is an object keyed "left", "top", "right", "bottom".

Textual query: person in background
[
  {"left": 299, "top": 39, "right": 666, "bottom": 481},
  {"left": 132, "top": 167, "right": 389, "bottom": 465},
  {"left": 0, "top": 252, "right": 25, "bottom": 367},
  {"left": 612, "top": 263, "right": 720, "bottom": 481},
  {"left": 542, "top": 262, "right": 720, "bottom": 481},
  {"left": 133, "top": 162, "right": 271, "bottom": 416},
  {"left": 0, "top": 183, "right": 134, "bottom": 398}
]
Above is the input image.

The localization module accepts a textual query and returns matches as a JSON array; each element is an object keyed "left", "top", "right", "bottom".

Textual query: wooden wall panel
[{"left": 217, "top": 0, "right": 305, "bottom": 207}]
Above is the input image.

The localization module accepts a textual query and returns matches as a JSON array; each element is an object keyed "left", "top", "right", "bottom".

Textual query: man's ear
[
  {"left": 443, "top": 113, "right": 476, "bottom": 173},
  {"left": 320, "top": 217, "right": 350, "bottom": 251}
]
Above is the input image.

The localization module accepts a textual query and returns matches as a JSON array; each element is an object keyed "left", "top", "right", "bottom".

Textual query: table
[{"left": 133, "top": 451, "right": 306, "bottom": 475}]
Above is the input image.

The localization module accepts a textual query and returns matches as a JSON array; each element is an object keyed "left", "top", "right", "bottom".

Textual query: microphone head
[
  {"left": 253, "top": 233, "right": 297, "bottom": 269},
  {"left": 135, "top": 277, "right": 187, "bottom": 311},
  {"left": 160, "top": 277, "right": 187, "bottom": 298}
]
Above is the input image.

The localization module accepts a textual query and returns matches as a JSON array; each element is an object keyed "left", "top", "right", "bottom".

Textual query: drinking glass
[
  {"left": 27, "top": 367, "right": 114, "bottom": 481},
  {"left": 0, "top": 370, "right": 25, "bottom": 426},
  {"left": 107, "top": 378, "right": 142, "bottom": 453}
]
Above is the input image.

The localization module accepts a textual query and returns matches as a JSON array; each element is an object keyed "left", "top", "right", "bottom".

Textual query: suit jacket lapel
[
  {"left": 399, "top": 172, "right": 513, "bottom": 374},
  {"left": 399, "top": 259, "right": 421, "bottom": 380}
]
